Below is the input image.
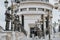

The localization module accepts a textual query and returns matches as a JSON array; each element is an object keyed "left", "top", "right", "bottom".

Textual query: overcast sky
[{"left": 0, "top": 0, "right": 60, "bottom": 29}]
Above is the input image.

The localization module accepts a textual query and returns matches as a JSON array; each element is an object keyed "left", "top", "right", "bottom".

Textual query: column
[
  {"left": 44, "top": 9, "right": 47, "bottom": 39},
  {"left": 49, "top": 11, "right": 53, "bottom": 40},
  {"left": 43, "top": 14, "right": 46, "bottom": 39},
  {"left": 50, "top": 18, "right": 53, "bottom": 39}
]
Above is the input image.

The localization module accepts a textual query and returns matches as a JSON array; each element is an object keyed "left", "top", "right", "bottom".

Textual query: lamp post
[
  {"left": 4, "top": 0, "right": 20, "bottom": 40},
  {"left": 13, "top": 14, "right": 20, "bottom": 31},
  {"left": 5, "top": 10, "right": 11, "bottom": 30},
  {"left": 4, "top": 0, "right": 10, "bottom": 30},
  {"left": 4, "top": 0, "right": 20, "bottom": 31}
]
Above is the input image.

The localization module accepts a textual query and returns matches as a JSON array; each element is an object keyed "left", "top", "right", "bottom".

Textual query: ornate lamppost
[
  {"left": 4, "top": 0, "right": 20, "bottom": 40},
  {"left": 4, "top": 0, "right": 20, "bottom": 31},
  {"left": 4, "top": 0, "right": 10, "bottom": 30}
]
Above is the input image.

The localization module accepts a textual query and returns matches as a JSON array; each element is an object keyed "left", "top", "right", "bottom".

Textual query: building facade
[
  {"left": 0, "top": 0, "right": 53, "bottom": 40},
  {"left": 17, "top": 0, "right": 53, "bottom": 38}
]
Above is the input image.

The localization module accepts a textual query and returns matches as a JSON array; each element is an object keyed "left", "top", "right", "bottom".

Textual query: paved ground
[
  {"left": 51, "top": 32, "right": 60, "bottom": 40},
  {"left": 44, "top": 32, "right": 60, "bottom": 40},
  {"left": 18, "top": 32, "right": 60, "bottom": 40},
  {"left": 33, "top": 32, "right": 60, "bottom": 40}
]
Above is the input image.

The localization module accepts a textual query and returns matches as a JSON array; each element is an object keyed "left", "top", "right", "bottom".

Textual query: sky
[{"left": 0, "top": 0, "right": 60, "bottom": 29}]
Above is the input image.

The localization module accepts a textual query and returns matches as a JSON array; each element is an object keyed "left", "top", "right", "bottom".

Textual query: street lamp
[
  {"left": 4, "top": 0, "right": 21, "bottom": 40},
  {"left": 13, "top": 14, "right": 20, "bottom": 31},
  {"left": 4, "top": 0, "right": 10, "bottom": 30},
  {"left": 4, "top": 0, "right": 20, "bottom": 31},
  {"left": 5, "top": 10, "right": 11, "bottom": 30}
]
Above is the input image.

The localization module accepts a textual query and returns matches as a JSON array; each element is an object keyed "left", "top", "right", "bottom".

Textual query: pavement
[
  {"left": 43, "top": 32, "right": 60, "bottom": 40},
  {"left": 18, "top": 32, "right": 60, "bottom": 40}
]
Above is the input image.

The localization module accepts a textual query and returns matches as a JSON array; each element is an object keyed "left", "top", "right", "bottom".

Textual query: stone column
[
  {"left": 43, "top": 14, "right": 46, "bottom": 39},
  {"left": 44, "top": 9, "right": 46, "bottom": 39},
  {"left": 49, "top": 11, "right": 53, "bottom": 40}
]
